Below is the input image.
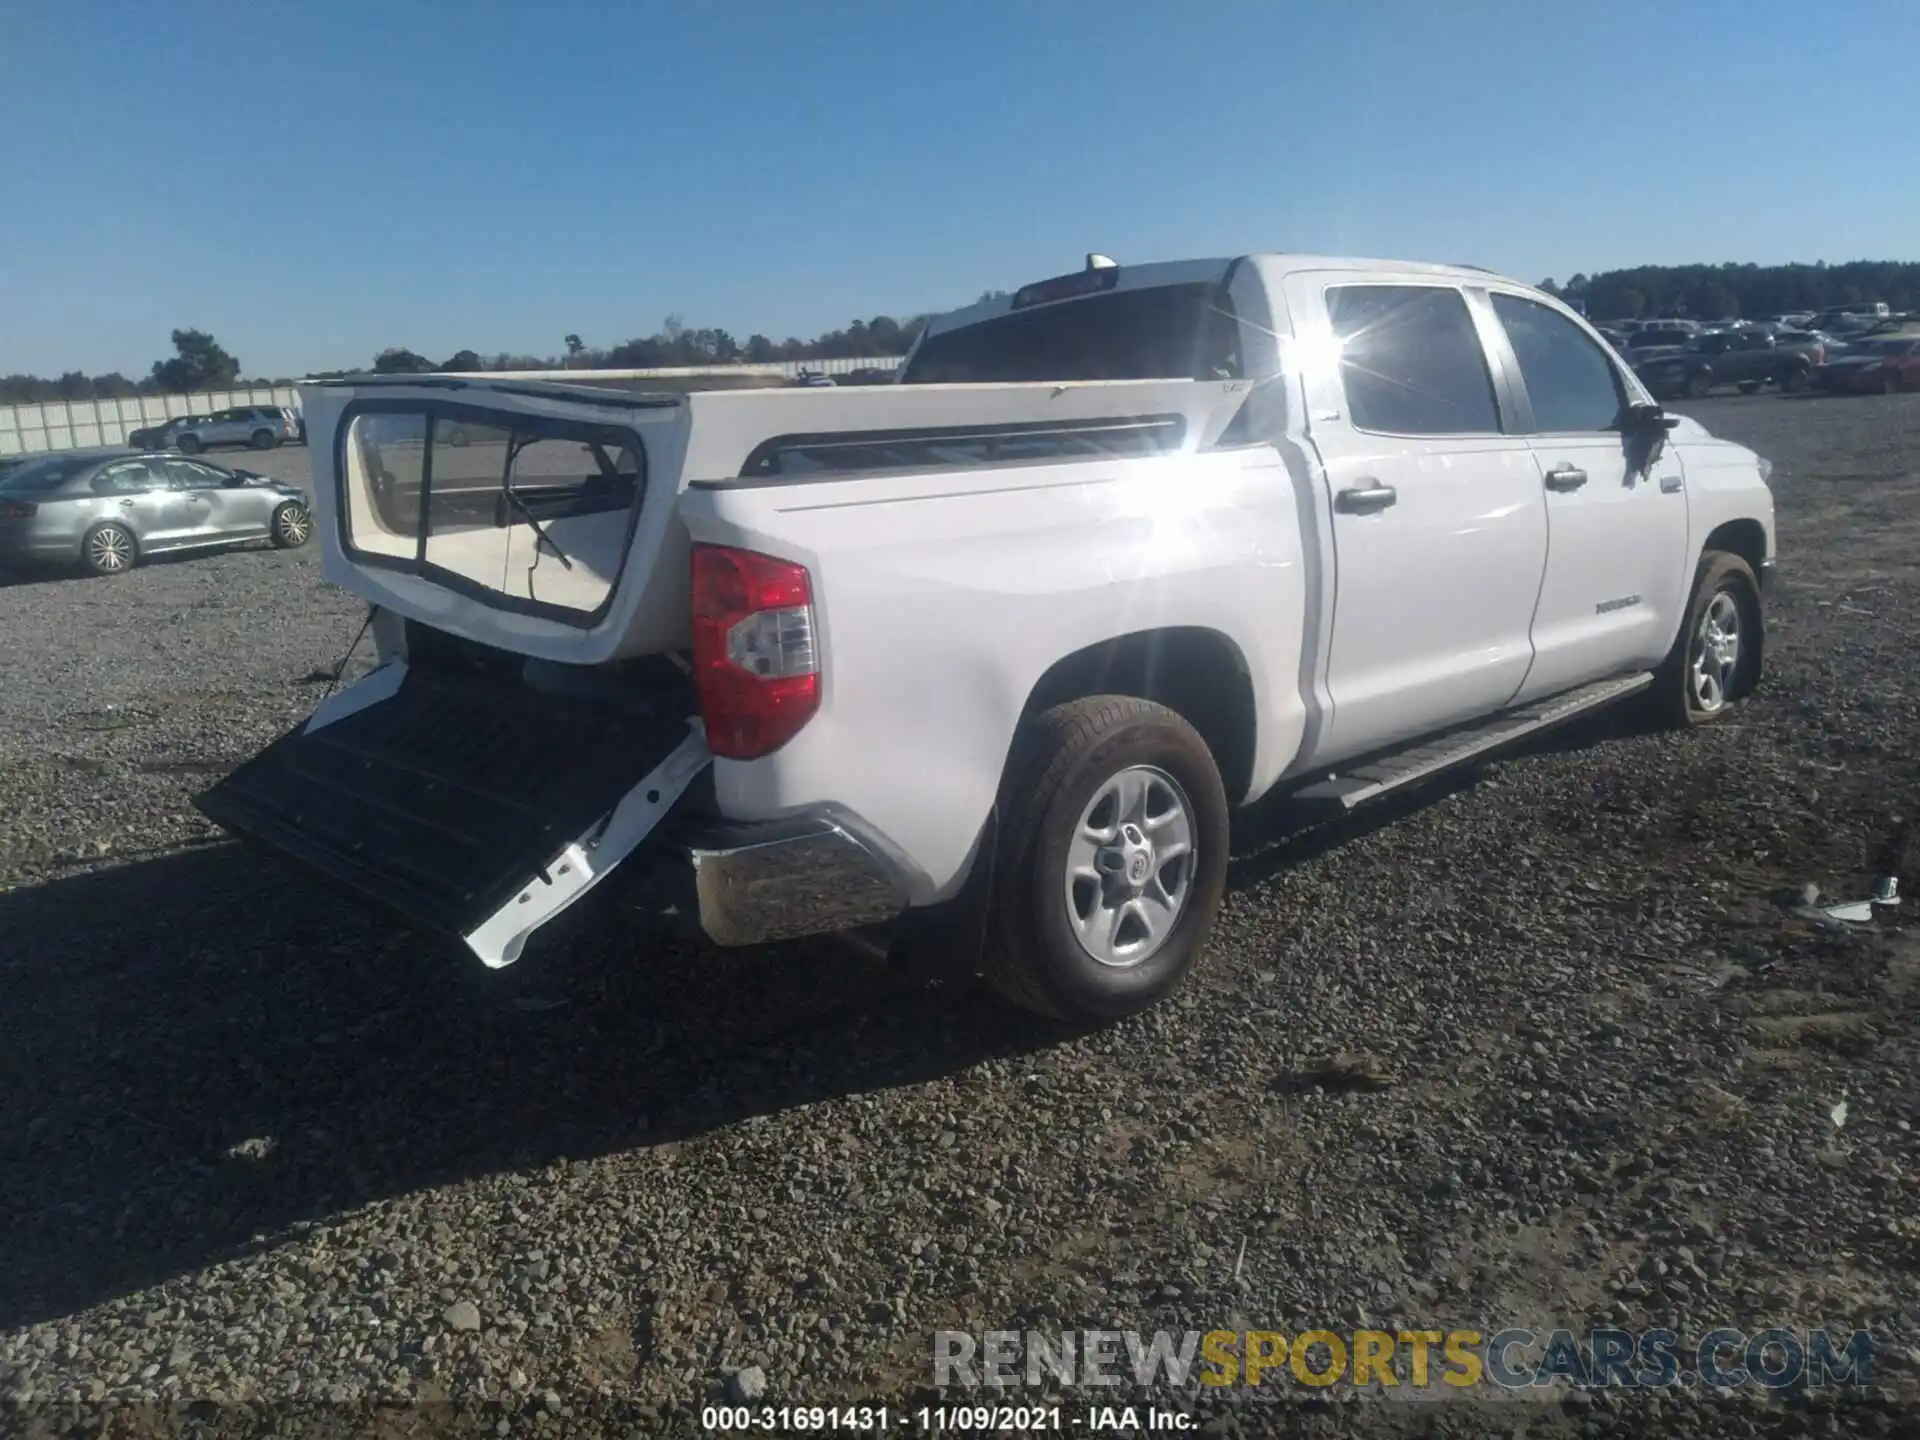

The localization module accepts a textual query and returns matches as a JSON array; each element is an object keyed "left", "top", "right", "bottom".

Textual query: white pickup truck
[{"left": 200, "top": 253, "right": 1777, "bottom": 1025}]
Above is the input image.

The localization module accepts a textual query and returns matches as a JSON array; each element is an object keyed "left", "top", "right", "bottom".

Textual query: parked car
[
  {"left": 1624, "top": 322, "right": 1702, "bottom": 363},
  {"left": 0, "top": 449, "right": 312, "bottom": 576},
  {"left": 174, "top": 406, "right": 301, "bottom": 453},
  {"left": 1809, "top": 308, "right": 1882, "bottom": 336},
  {"left": 1776, "top": 328, "right": 1840, "bottom": 353},
  {"left": 1815, "top": 335, "right": 1920, "bottom": 393},
  {"left": 1634, "top": 329, "right": 1819, "bottom": 398},
  {"left": 197, "top": 252, "right": 1775, "bottom": 1027},
  {"left": 126, "top": 415, "right": 206, "bottom": 450}
]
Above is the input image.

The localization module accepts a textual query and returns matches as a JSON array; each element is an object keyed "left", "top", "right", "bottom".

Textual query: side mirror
[{"left": 1623, "top": 402, "right": 1679, "bottom": 477}]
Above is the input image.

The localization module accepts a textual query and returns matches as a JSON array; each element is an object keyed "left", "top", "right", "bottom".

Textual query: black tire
[
  {"left": 177, "top": 433, "right": 203, "bottom": 454},
  {"left": 982, "top": 696, "right": 1229, "bottom": 1025},
  {"left": 249, "top": 428, "right": 279, "bottom": 450},
  {"left": 1651, "top": 550, "right": 1762, "bottom": 728},
  {"left": 1782, "top": 366, "right": 1811, "bottom": 394},
  {"left": 81, "top": 522, "right": 138, "bottom": 577},
  {"left": 1685, "top": 370, "right": 1714, "bottom": 399},
  {"left": 270, "top": 501, "right": 312, "bottom": 549},
  {"left": 1882, "top": 370, "right": 1902, "bottom": 396},
  {"left": 1736, "top": 380, "right": 1760, "bottom": 395}
]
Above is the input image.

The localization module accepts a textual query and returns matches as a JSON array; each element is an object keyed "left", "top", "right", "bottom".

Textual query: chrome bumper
[{"left": 686, "top": 812, "right": 912, "bottom": 947}]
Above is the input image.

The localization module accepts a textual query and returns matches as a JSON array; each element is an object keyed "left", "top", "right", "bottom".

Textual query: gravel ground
[{"left": 2, "top": 398, "right": 1917, "bottom": 1438}]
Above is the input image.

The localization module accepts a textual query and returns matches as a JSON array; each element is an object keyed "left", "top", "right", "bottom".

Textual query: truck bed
[{"left": 298, "top": 372, "right": 1258, "bottom": 667}]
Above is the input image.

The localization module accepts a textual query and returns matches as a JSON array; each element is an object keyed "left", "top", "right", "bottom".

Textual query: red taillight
[
  {"left": 690, "top": 544, "right": 820, "bottom": 759},
  {"left": 0, "top": 502, "right": 35, "bottom": 519}
]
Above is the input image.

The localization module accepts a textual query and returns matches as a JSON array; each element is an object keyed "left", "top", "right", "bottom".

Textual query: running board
[{"left": 1293, "top": 672, "right": 1653, "bottom": 809}]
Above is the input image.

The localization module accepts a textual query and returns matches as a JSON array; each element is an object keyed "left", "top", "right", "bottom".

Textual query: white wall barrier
[{"left": 0, "top": 357, "right": 905, "bottom": 456}]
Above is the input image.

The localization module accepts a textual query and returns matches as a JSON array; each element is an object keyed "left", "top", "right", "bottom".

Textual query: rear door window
[
  {"left": 1326, "top": 285, "right": 1501, "bottom": 435},
  {"left": 1489, "top": 293, "right": 1626, "bottom": 434},
  {"left": 91, "top": 461, "right": 165, "bottom": 496}
]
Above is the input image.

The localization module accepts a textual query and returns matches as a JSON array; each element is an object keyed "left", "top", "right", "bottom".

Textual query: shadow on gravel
[
  {"left": 1225, "top": 701, "right": 1663, "bottom": 889},
  {"left": 0, "top": 844, "right": 1058, "bottom": 1329},
  {"left": 0, "top": 700, "right": 1674, "bottom": 1329}
]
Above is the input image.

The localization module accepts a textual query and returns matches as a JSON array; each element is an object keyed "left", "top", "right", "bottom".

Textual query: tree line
[
  {"left": 350, "top": 311, "right": 931, "bottom": 379},
  {"left": 20, "top": 261, "right": 1913, "bottom": 407},
  {"left": 1542, "top": 260, "right": 1920, "bottom": 323},
  {"left": 2, "top": 329, "right": 251, "bottom": 406},
  {"left": 0, "top": 311, "right": 934, "bottom": 406}
]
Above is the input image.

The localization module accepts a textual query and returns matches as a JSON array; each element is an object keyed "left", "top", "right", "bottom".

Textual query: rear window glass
[
  {"left": 338, "top": 407, "right": 644, "bottom": 626},
  {"left": 0, "top": 455, "right": 98, "bottom": 493},
  {"left": 901, "top": 283, "right": 1235, "bottom": 384}
]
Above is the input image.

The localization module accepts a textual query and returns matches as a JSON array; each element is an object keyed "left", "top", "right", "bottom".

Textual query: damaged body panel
[{"left": 197, "top": 651, "right": 709, "bottom": 967}]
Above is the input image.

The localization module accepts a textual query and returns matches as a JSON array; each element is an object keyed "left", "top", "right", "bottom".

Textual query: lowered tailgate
[{"left": 195, "top": 660, "right": 710, "bottom": 966}]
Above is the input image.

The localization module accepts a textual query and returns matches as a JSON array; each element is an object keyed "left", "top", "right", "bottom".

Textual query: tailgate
[{"left": 195, "top": 662, "right": 710, "bottom": 966}]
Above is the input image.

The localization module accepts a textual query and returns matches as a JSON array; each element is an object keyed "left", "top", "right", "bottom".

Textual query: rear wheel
[
  {"left": 271, "top": 501, "right": 312, "bottom": 548},
  {"left": 177, "top": 433, "right": 203, "bottom": 454},
  {"left": 82, "top": 522, "right": 137, "bottom": 577},
  {"left": 982, "top": 696, "right": 1229, "bottom": 1025},
  {"left": 250, "top": 428, "right": 279, "bottom": 450},
  {"left": 1652, "top": 550, "right": 1761, "bottom": 727}
]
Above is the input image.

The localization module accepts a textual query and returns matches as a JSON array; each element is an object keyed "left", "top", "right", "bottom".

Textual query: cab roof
[{"left": 919, "top": 253, "right": 1539, "bottom": 340}]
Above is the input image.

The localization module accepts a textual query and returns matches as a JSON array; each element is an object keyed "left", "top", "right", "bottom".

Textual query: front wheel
[
  {"left": 1782, "top": 367, "right": 1811, "bottom": 394},
  {"left": 177, "top": 433, "right": 203, "bottom": 454},
  {"left": 1652, "top": 551, "right": 1762, "bottom": 727},
  {"left": 1686, "top": 370, "right": 1714, "bottom": 399},
  {"left": 983, "top": 696, "right": 1229, "bottom": 1025},
  {"left": 271, "top": 501, "right": 312, "bottom": 548}
]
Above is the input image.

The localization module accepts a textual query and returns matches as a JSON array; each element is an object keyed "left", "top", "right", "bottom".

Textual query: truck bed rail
[{"left": 736, "top": 413, "right": 1189, "bottom": 479}]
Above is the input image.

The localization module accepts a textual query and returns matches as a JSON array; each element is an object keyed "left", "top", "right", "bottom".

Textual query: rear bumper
[
  {"left": 196, "top": 658, "right": 916, "bottom": 963},
  {"left": 673, "top": 810, "right": 914, "bottom": 947},
  {"left": 0, "top": 528, "right": 79, "bottom": 563}
]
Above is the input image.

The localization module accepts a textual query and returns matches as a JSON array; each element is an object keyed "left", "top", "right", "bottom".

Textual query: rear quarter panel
[{"left": 680, "top": 447, "right": 1306, "bottom": 901}]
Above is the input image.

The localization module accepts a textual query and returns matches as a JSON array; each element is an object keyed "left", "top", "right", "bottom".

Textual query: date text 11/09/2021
[{"left": 701, "top": 1407, "right": 1174, "bottom": 1432}]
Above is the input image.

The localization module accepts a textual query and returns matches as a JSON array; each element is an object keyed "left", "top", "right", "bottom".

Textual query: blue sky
[{"left": 3, "top": 0, "right": 1915, "bottom": 379}]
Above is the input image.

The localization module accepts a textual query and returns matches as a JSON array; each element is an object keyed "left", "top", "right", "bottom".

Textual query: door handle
[
  {"left": 1335, "top": 482, "right": 1398, "bottom": 514},
  {"left": 1544, "top": 465, "right": 1588, "bottom": 492}
]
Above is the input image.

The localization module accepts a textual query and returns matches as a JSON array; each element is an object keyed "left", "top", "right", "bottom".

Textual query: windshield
[
  {"left": 0, "top": 455, "right": 96, "bottom": 494},
  {"left": 901, "top": 283, "right": 1239, "bottom": 384}
]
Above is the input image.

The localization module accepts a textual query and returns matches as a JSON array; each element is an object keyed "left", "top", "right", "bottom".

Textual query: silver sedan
[{"left": 0, "top": 450, "right": 312, "bottom": 577}]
